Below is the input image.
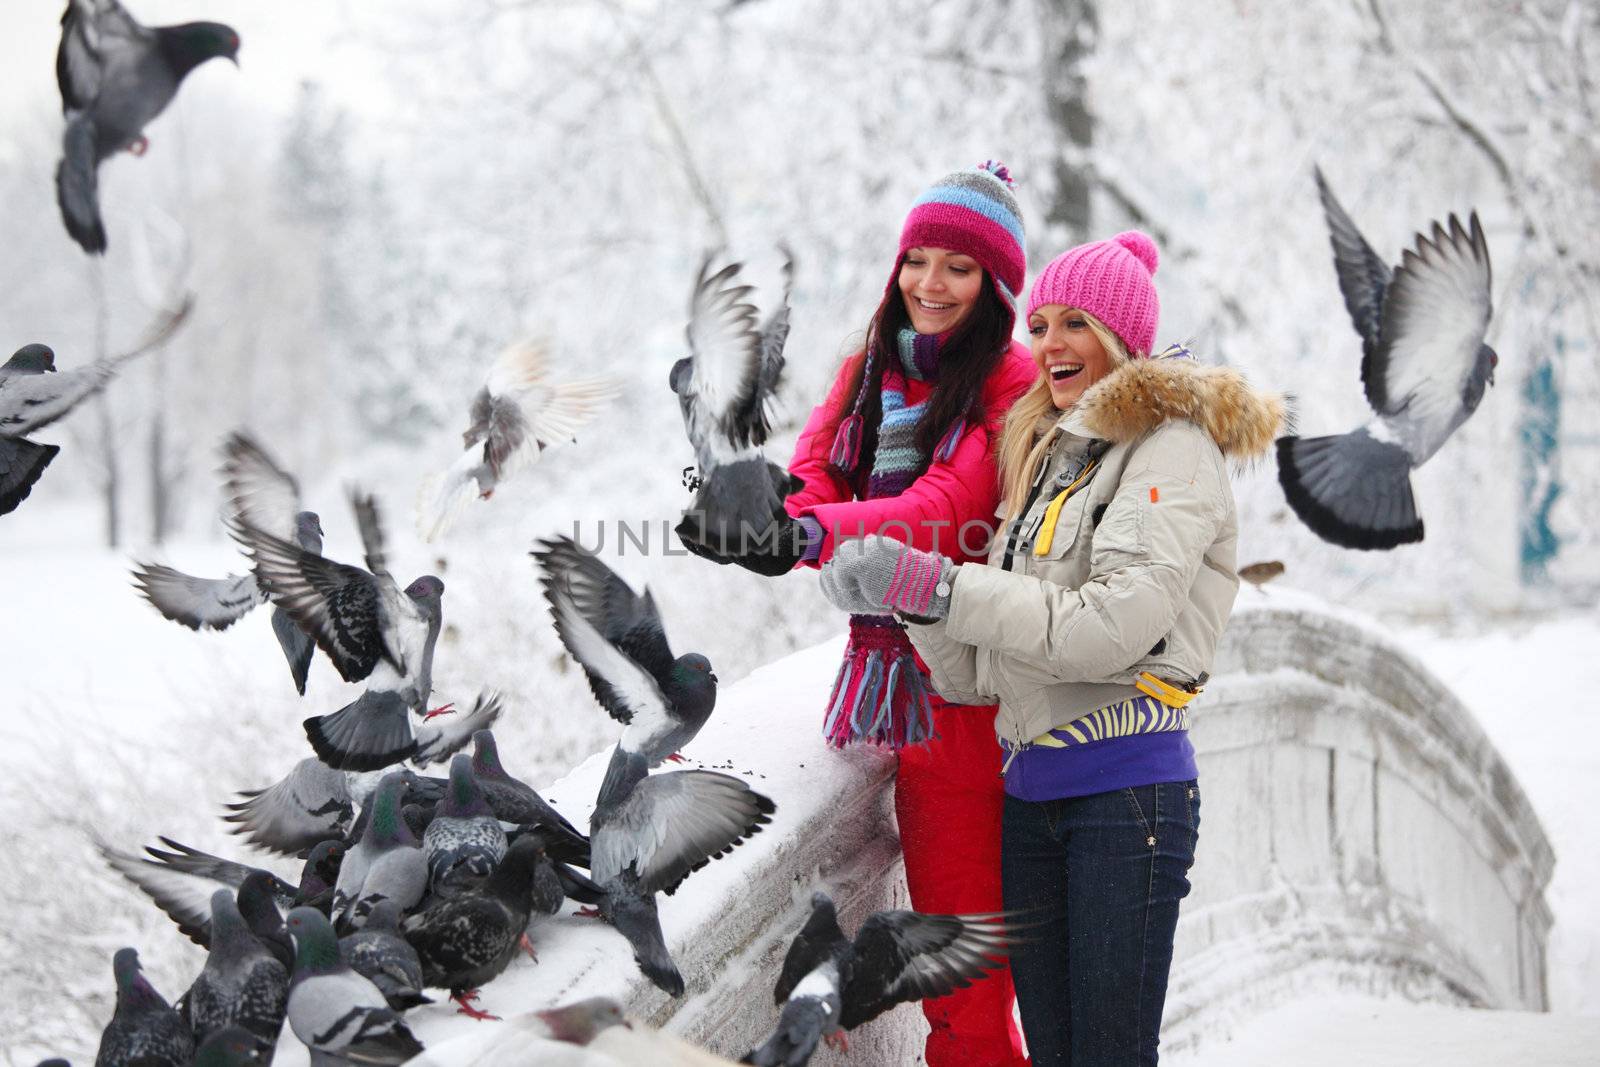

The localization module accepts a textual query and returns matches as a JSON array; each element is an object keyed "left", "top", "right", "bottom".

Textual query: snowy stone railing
[{"left": 400, "top": 593, "right": 1553, "bottom": 1064}]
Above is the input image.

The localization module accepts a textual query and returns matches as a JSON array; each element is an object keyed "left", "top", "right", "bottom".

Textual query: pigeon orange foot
[
  {"left": 824, "top": 1031, "right": 850, "bottom": 1053},
  {"left": 664, "top": 753, "right": 687, "bottom": 764},
  {"left": 424, "top": 703, "right": 456, "bottom": 721},
  {"left": 575, "top": 905, "right": 603, "bottom": 919},
  {"left": 452, "top": 989, "right": 500, "bottom": 1021},
  {"left": 520, "top": 933, "right": 539, "bottom": 961}
]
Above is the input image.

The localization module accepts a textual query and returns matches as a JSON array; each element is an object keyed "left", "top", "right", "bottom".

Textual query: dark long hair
[{"left": 833, "top": 259, "right": 1014, "bottom": 484}]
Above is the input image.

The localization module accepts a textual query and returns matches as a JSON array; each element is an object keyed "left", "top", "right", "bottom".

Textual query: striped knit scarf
[{"left": 822, "top": 328, "right": 964, "bottom": 749}]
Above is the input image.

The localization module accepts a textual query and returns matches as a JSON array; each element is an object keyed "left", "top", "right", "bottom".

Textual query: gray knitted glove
[{"left": 819, "top": 535, "right": 955, "bottom": 621}]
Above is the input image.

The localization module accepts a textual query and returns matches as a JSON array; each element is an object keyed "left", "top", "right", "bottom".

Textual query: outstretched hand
[{"left": 819, "top": 534, "right": 955, "bottom": 621}]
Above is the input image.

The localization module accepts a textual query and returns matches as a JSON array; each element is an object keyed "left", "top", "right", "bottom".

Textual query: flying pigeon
[
  {"left": 283, "top": 907, "right": 424, "bottom": 1066},
  {"left": 423, "top": 754, "right": 507, "bottom": 892},
  {"left": 1, "top": 302, "right": 188, "bottom": 515},
  {"left": 98, "top": 838, "right": 329, "bottom": 966},
  {"left": 418, "top": 340, "right": 621, "bottom": 541},
  {"left": 671, "top": 250, "right": 802, "bottom": 555},
  {"left": 232, "top": 488, "right": 448, "bottom": 770},
  {"left": 338, "top": 899, "right": 431, "bottom": 1012},
  {"left": 589, "top": 749, "right": 774, "bottom": 996},
  {"left": 534, "top": 535, "right": 719, "bottom": 810},
  {"left": 93, "top": 947, "right": 194, "bottom": 1067},
  {"left": 55, "top": 0, "right": 239, "bottom": 253},
  {"left": 401, "top": 835, "right": 557, "bottom": 1020},
  {"left": 177, "top": 889, "right": 289, "bottom": 1055},
  {"left": 133, "top": 436, "right": 324, "bottom": 694},
  {"left": 1277, "top": 169, "right": 1498, "bottom": 549},
  {"left": 747, "top": 891, "right": 1016, "bottom": 1065},
  {"left": 332, "top": 770, "right": 429, "bottom": 930}
]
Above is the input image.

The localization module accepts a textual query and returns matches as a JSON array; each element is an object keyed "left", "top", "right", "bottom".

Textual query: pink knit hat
[
  {"left": 1026, "top": 231, "right": 1160, "bottom": 356},
  {"left": 895, "top": 161, "right": 1027, "bottom": 321}
]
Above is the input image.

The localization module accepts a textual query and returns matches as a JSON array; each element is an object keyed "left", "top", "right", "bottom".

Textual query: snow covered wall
[{"left": 400, "top": 591, "right": 1553, "bottom": 1064}]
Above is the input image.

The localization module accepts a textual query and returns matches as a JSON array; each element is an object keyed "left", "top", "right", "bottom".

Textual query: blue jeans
[{"left": 1000, "top": 780, "right": 1200, "bottom": 1066}]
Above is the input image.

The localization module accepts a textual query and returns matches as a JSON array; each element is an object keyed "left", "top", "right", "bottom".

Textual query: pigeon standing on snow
[
  {"left": 400, "top": 835, "right": 555, "bottom": 1020},
  {"left": 1, "top": 302, "right": 188, "bottom": 515},
  {"left": 470, "top": 729, "right": 589, "bottom": 858},
  {"left": 94, "top": 948, "right": 194, "bottom": 1067},
  {"left": 232, "top": 489, "right": 448, "bottom": 770},
  {"left": 283, "top": 907, "right": 424, "bottom": 1066},
  {"left": 332, "top": 771, "right": 429, "bottom": 929},
  {"left": 1276, "top": 169, "right": 1498, "bottom": 549},
  {"left": 134, "top": 435, "right": 324, "bottom": 695},
  {"left": 338, "top": 899, "right": 431, "bottom": 1012},
  {"left": 534, "top": 536, "right": 719, "bottom": 810},
  {"left": 55, "top": 0, "right": 239, "bottom": 253},
  {"left": 588, "top": 749, "right": 775, "bottom": 996},
  {"left": 418, "top": 340, "right": 621, "bottom": 541},
  {"left": 422, "top": 754, "right": 507, "bottom": 892},
  {"left": 177, "top": 889, "right": 289, "bottom": 1055},
  {"left": 747, "top": 891, "right": 1016, "bottom": 1065},
  {"left": 671, "top": 250, "right": 802, "bottom": 556}
]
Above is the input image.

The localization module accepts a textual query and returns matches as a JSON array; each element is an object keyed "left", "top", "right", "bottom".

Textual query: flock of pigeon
[{"left": 8, "top": 1, "right": 1506, "bottom": 1064}]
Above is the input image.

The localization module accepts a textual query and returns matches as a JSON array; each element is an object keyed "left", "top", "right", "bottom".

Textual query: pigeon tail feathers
[
  {"left": 0, "top": 438, "right": 60, "bottom": 515},
  {"left": 305, "top": 691, "right": 416, "bottom": 772},
  {"left": 1277, "top": 429, "right": 1422, "bottom": 549}
]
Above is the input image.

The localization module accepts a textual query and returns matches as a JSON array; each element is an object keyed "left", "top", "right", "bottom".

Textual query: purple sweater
[{"left": 1001, "top": 695, "right": 1197, "bottom": 801}]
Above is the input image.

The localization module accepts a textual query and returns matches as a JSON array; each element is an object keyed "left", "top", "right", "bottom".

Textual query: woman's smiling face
[
  {"left": 1029, "top": 305, "right": 1115, "bottom": 409},
  {"left": 899, "top": 247, "right": 983, "bottom": 334}
]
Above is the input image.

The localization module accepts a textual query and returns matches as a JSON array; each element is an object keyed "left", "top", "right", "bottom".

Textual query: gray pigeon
[
  {"left": 1277, "top": 168, "right": 1498, "bottom": 550},
  {"left": 589, "top": 750, "right": 774, "bottom": 996},
  {"left": 544, "top": 997, "right": 746, "bottom": 1063},
  {"left": 748, "top": 891, "right": 1016, "bottom": 1065},
  {"left": 284, "top": 907, "right": 424, "bottom": 1066},
  {"left": 1, "top": 304, "right": 187, "bottom": 515},
  {"left": 332, "top": 770, "right": 428, "bottom": 929},
  {"left": 670, "top": 249, "right": 802, "bottom": 555},
  {"left": 177, "top": 889, "right": 289, "bottom": 1056},
  {"left": 223, "top": 758, "right": 355, "bottom": 857},
  {"left": 93, "top": 947, "right": 194, "bottom": 1067},
  {"left": 337, "top": 899, "right": 431, "bottom": 1012},
  {"left": 470, "top": 730, "right": 590, "bottom": 863},
  {"left": 232, "top": 488, "right": 447, "bottom": 770},
  {"left": 418, "top": 340, "right": 620, "bottom": 541},
  {"left": 400, "top": 835, "right": 555, "bottom": 1020},
  {"left": 99, "top": 838, "right": 308, "bottom": 965},
  {"left": 55, "top": 0, "right": 239, "bottom": 253},
  {"left": 423, "top": 754, "right": 507, "bottom": 892},
  {"left": 533, "top": 536, "right": 719, "bottom": 811}
]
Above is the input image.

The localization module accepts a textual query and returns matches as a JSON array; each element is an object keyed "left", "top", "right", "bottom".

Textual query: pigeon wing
[
  {"left": 842, "top": 910, "right": 1012, "bottom": 1029},
  {"left": 590, "top": 769, "right": 774, "bottom": 893},
  {"left": 223, "top": 758, "right": 353, "bottom": 858},
  {"left": 131, "top": 562, "right": 265, "bottom": 630},
  {"left": 480, "top": 342, "right": 622, "bottom": 483},
  {"left": 231, "top": 520, "right": 392, "bottom": 682},
  {"left": 348, "top": 490, "right": 392, "bottom": 582},
  {"left": 684, "top": 257, "right": 764, "bottom": 454},
  {"left": 57, "top": 0, "right": 151, "bottom": 113},
  {"left": 0, "top": 438, "right": 59, "bottom": 516},
  {"left": 1314, "top": 168, "right": 1392, "bottom": 381},
  {"left": 748, "top": 246, "right": 795, "bottom": 448},
  {"left": 1369, "top": 212, "right": 1494, "bottom": 453},
  {"left": 221, "top": 433, "right": 302, "bottom": 544}
]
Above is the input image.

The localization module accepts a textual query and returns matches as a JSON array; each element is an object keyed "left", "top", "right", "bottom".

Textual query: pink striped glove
[{"left": 820, "top": 534, "right": 956, "bottom": 621}]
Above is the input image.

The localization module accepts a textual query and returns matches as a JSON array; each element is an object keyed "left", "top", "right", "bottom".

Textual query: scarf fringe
[
  {"left": 821, "top": 616, "right": 938, "bottom": 749},
  {"left": 829, "top": 413, "right": 864, "bottom": 472}
]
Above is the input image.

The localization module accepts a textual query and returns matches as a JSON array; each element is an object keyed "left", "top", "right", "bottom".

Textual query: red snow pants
[{"left": 895, "top": 697, "right": 1030, "bottom": 1067}]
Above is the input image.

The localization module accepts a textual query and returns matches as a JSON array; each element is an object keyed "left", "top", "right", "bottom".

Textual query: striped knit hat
[
  {"left": 1026, "top": 231, "right": 1161, "bottom": 356},
  {"left": 895, "top": 161, "right": 1027, "bottom": 322}
]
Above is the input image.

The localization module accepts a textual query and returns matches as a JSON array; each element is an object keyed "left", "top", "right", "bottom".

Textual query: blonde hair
[{"left": 997, "top": 310, "right": 1129, "bottom": 520}]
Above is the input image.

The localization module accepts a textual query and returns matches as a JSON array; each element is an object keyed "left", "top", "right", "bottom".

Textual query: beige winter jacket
[{"left": 905, "top": 356, "right": 1284, "bottom": 751}]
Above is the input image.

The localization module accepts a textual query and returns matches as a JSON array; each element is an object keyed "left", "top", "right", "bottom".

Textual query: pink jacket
[{"left": 786, "top": 340, "right": 1036, "bottom": 566}]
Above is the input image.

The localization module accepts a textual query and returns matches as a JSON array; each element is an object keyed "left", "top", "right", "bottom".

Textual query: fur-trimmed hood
[{"left": 1072, "top": 356, "right": 1285, "bottom": 458}]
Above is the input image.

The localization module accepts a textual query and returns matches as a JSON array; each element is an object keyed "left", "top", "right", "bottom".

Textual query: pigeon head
[
  {"left": 485, "top": 834, "right": 549, "bottom": 898},
  {"left": 1465, "top": 342, "right": 1499, "bottom": 412},
  {"left": 537, "top": 996, "right": 629, "bottom": 1045},
  {"left": 367, "top": 770, "right": 420, "bottom": 846},
  {"left": 163, "top": 21, "right": 241, "bottom": 73},
  {"left": 810, "top": 889, "right": 836, "bottom": 913},
  {"left": 668, "top": 356, "right": 693, "bottom": 396},
  {"left": 236, "top": 871, "right": 283, "bottom": 930},
  {"left": 4, "top": 344, "right": 55, "bottom": 374},
  {"left": 208, "top": 887, "right": 253, "bottom": 945},
  {"left": 404, "top": 575, "right": 445, "bottom": 608},
  {"left": 193, "top": 1026, "right": 271, "bottom": 1066},
  {"left": 294, "top": 511, "right": 324, "bottom": 551},
  {"left": 111, "top": 947, "right": 167, "bottom": 1010},
  {"left": 672, "top": 653, "right": 718, "bottom": 689},
  {"left": 469, "top": 729, "right": 507, "bottom": 780},
  {"left": 439, "top": 753, "right": 490, "bottom": 818},
  {"left": 300, "top": 839, "right": 344, "bottom": 896},
  {"left": 363, "top": 898, "right": 404, "bottom": 931},
  {"left": 284, "top": 907, "right": 341, "bottom": 973}
]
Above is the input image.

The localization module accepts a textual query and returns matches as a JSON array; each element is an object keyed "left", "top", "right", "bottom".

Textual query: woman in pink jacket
[{"left": 688, "top": 162, "right": 1035, "bottom": 1066}]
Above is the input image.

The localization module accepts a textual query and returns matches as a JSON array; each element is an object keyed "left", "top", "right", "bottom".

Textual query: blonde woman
[{"left": 819, "top": 231, "right": 1284, "bottom": 1064}]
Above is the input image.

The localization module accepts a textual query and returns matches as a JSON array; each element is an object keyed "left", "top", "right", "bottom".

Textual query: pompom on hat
[
  {"left": 894, "top": 160, "right": 1027, "bottom": 322},
  {"left": 1027, "top": 231, "right": 1161, "bottom": 356}
]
